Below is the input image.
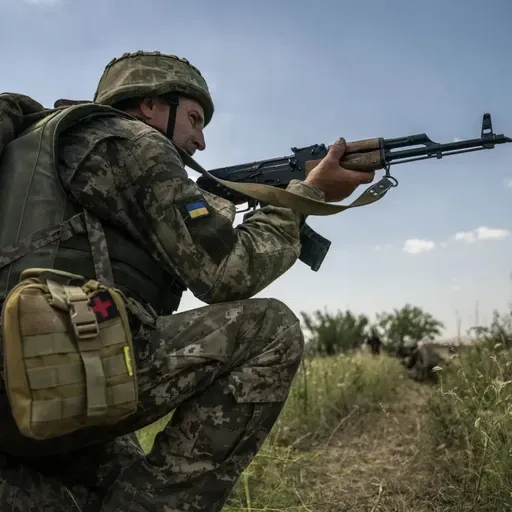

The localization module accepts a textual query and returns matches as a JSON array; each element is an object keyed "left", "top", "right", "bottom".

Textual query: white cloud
[
  {"left": 453, "top": 231, "right": 477, "bottom": 243},
  {"left": 476, "top": 226, "right": 510, "bottom": 240},
  {"left": 503, "top": 178, "right": 512, "bottom": 188},
  {"left": 403, "top": 238, "right": 436, "bottom": 254},
  {"left": 452, "top": 137, "right": 462, "bottom": 142},
  {"left": 453, "top": 226, "right": 510, "bottom": 244}
]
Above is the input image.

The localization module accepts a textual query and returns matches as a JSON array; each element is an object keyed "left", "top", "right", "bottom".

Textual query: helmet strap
[{"left": 166, "top": 94, "right": 180, "bottom": 141}]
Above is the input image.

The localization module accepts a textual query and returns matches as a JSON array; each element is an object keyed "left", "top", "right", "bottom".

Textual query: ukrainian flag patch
[{"left": 185, "top": 200, "right": 209, "bottom": 219}]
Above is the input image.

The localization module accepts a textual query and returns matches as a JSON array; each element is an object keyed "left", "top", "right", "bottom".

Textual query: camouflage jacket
[{"left": 58, "top": 114, "right": 325, "bottom": 304}]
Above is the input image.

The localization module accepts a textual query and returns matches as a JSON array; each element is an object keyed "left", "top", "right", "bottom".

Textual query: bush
[
  {"left": 300, "top": 309, "right": 370, "bottom": 355},
  {"left": 377, "top": 304, "right": 445, "bottom": 352}
]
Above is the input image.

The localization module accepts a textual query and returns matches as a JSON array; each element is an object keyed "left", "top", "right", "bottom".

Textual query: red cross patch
[{"left": 90, "top": 290, "right": 119, "bottom": 322}]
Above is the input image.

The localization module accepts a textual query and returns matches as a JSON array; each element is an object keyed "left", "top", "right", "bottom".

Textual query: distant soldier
[
  {"left": 406, "top": 344, "right": 444, "bottom": 382},
  {"left": 366, "top": 328, "right": 382, "bottom": 355}
]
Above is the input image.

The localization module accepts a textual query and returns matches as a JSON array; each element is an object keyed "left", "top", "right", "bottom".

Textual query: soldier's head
[{"left": 93, "top": 51, "right": 214, "bottom": 157}]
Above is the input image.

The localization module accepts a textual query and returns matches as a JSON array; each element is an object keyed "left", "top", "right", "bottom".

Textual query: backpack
[{"left": 0, "top": 93, "right": 139, "bottom": 441}]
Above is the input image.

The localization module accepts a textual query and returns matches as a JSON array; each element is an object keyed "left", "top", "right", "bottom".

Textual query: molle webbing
[
  {"left": 1, "top": 269, "right": 139, "bottom": 440},
  {"left": 0, "top": 210, "right": 112, "bottom": 285}
]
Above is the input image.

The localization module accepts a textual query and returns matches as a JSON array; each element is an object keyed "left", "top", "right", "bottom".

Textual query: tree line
[{"left": 301, "top": 303, "right": 445, "bottom": 356}]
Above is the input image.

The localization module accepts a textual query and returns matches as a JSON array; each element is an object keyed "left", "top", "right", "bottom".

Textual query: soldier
[
  {"left": 405, "top": 344, "right": 444, "bottom": 383},
  {"left": 366, "top": 328, "right": 382, "bottom": 355},
  {"left": 0, "top": 51, "right": 375, "bottom": 511}
]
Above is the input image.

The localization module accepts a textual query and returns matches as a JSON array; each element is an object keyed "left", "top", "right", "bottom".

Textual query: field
[{"left": 136, "top": 338, "right": 512, "bottom": 511}]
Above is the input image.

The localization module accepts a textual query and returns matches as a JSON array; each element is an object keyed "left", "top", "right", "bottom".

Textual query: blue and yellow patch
[{"left": 185, "top": 200, "right": 209, "bottom": 219}]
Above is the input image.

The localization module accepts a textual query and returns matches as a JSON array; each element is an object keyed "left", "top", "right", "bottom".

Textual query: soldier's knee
[
  {"left": 264, "top": 297, "right": 299, "bottom": 321},
  {"left": 262, "top": 297, "right": 304, "bottom": 358}
]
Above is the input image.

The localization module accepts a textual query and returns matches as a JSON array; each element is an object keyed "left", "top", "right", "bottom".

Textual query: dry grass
[
  {"left": 222, "top": 384, "right": 446, "bottom": 511},
  {"left": 137, "top": 343, "right": 512, "bottom": 511}
]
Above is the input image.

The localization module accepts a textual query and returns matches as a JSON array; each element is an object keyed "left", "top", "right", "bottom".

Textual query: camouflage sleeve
[{"left": 64, "top": 128, "right": 325, "bottom": 303}]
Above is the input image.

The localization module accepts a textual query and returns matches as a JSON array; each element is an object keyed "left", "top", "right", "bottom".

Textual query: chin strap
[{"left": 165, "top": 94, "right": 180, "bottom": 141}]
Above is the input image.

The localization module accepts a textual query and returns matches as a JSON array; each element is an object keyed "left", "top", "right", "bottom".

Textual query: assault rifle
[
  {"left": 193, "top": 113, "right": 512, "bottom": 272},
  {"left": 197, "top": 113, "right": 512, "bottom": 210}
]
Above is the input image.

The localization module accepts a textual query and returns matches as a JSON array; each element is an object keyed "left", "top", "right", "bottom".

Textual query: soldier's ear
[{"left": 139, "top": 98, "right": 159, "bottom": 119}]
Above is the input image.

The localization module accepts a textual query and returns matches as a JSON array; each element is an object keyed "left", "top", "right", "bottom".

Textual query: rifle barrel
[{"left": 386, "top": 135, "right": 511, "bottom": 163}]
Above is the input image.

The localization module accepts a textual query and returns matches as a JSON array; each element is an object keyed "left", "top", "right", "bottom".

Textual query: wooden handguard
[
  {"left": 304, "top": 137, "right": 385, "bottom": 174},
  {"left": 340, "top": 150, "right": 384, "bottom": 171},
  {"left": 345, "top": 137, "right": 382, "bottom": 154}
]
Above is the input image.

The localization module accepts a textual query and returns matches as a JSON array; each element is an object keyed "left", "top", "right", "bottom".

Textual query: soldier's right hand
[{"left": 304, "top": 138, "right": 375, "bottom": 202}]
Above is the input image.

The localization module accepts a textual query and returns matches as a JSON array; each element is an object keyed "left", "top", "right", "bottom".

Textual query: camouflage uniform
[
  {"left": 0, "top": 52, "right": 324, "bottom": 510},
  {"left": 0, "top": 297, "right": 304, "bottom": 511}
]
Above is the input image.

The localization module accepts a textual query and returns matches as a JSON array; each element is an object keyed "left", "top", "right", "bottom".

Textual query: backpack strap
[
  {"left": 0, "top": 209, "right": 156, "bottom": 327},
  {"left": 0, "top": 212, "right": 87, "bottom": 268},
  {"left": 82, "top": 209, "right": 115, "bottom": 287},
  {"left": 0, "top": 209, "right": 114, "bottom": 286}
]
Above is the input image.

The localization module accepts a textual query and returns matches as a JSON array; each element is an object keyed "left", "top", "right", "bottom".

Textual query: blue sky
[{"left": 2, "top": 0, "right": 512, "bottom": 338}]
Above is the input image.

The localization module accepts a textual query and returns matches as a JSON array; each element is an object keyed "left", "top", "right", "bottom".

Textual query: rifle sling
[{"left": 179, "top": 149, "right": 394, "bottom": 216}]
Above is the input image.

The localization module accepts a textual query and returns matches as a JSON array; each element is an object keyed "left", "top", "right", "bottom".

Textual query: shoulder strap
[{"left": 0, "top": 208, "right": 114, "bottom": 286}]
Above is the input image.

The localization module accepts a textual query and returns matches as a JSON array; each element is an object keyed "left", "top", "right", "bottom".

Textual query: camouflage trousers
[{"left": 0, "top": 297, "right": 304, "bottom": 511}]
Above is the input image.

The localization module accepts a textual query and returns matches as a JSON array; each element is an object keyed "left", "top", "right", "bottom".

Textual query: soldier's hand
[{"left": 304, "top": 138, "right": 375, "bottom": 202}]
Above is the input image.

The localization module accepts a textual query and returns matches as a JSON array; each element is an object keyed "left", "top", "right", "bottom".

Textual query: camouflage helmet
[{"left": 93, "top": 51, "right": 214, "bottom": 126}]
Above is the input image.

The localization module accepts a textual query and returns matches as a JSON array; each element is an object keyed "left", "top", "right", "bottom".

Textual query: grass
[
  {"left": 136, "top": 338, "right": 512, "bottom": 511},
  {"left": 424, "top": 339, "right": 512, "bottom": 511}
]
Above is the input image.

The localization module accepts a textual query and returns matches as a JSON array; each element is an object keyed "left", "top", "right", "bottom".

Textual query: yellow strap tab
[{"left": 123, "top": 346, "right": 134, "bottom": 377}]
